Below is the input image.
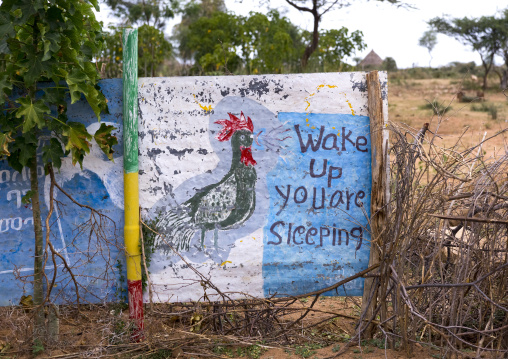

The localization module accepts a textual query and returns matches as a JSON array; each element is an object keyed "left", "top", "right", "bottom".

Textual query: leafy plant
[
  {"left": 419, "top": 100, "right": 451, "bottom": 115},
  {"left": 293, "top": 343, "right": 323, "bottom": 358},
  {"left": 0, "top": 0, "right": 116, "bottom": 341},
  {"left": 140, "top": 216, "right": 161, "bottom": 291},
  {"left": 32, "top": 338, "right": 44, "bottom": 356}
]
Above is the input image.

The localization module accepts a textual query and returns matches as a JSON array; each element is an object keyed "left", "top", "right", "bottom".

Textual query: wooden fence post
[
  {"left": 122, "top": 28, "right": 144, "bottom": 341},
  {"left": 360, "top": 70, "right": 389, "bottom": 337}
]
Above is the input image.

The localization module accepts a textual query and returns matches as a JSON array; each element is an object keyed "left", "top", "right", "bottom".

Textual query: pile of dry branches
[{"left": 1, "top": 121, "right": 506, "bottom": 359}]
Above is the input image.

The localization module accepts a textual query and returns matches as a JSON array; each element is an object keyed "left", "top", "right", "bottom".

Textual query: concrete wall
[{"left": 0, "top": 72, "right": 388, "bottom": 305}]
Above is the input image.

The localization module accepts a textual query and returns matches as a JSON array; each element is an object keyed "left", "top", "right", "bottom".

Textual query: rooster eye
[{"left": 240, "top": 135, "right": 245, "bottom": 140}]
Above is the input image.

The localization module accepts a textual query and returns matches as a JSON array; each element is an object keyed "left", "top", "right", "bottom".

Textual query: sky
[{"left": 95, "top": 0, "right": 508, "bottom": 69}]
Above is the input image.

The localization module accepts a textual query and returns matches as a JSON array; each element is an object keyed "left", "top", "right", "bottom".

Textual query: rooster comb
[{"left": 214, "top": 112, "right": 254, "bottom": 142}]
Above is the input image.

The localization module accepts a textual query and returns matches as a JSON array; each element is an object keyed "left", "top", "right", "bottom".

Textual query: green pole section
[
  {"left": 123, "top": 28, "right": 139, "bottom": 174},
  {"left": 122, "top": 28, "right": 144, "bottom": 340}
]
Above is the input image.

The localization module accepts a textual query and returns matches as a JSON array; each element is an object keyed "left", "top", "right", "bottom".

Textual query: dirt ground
[
  {"left": 2, "top": 78, "right": 505, "bottom": 359},
  {"left": 0, "top": 297, "right": 452, "bottom": 359},
  {"left": 388, "top": 78, "right": 508, "bottom": 157}
]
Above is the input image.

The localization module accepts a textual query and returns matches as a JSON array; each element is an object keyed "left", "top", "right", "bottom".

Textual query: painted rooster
[{"left": 157, "top": 112, "right": 257, "bottom": 252}]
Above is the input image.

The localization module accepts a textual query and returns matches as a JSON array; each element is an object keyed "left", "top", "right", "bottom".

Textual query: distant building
[{"left": 358, "top": 50, "right": 383, "bottom": 70}]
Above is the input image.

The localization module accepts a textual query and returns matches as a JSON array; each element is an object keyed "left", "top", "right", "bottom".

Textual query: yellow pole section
[{"left": 124, "top": 172, "right": 141, "bottom": 280}]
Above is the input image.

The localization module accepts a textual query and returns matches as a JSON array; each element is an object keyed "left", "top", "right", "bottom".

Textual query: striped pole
[{"left": 122, "top": 28, "right": 144, "bottom": 340}]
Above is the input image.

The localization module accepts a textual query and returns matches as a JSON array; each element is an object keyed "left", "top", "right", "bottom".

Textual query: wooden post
[
  {"left": 360, "top": 70, "right": 388, "bottom": 337},
  {"left": 122, "top": 28, "right": 144, "bottom": 341}
]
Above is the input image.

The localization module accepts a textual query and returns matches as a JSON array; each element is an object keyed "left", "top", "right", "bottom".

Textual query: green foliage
[
  {"left": 419, "top": 100, "right": 451, "bottom": 115},
  {"left": 471, "top": 102, "right": 500, "bottom": 120},
  {"left": 178, "top": 8, "right": 364, "bottom": 75},
  {"left": 211, "top": 343, "right": 266, "bottom": 359},
  {"left": 140, "top": 217, "right": 161, "bottom": 291},
  {"left": 0, "top": 0, "right": 115, "bottom": 170},
  {"left": 306, "top": 28, "right": 365, "bottom": 72},
  {"left": 32, "top": 338, "right": 44, "bottom": 356},
  {"left": 419, "top": 30, "right": 437, "bottom": 66},
  {"left": 115, "top": 259, "right": 128, "bottom": 303},
  {"left": 292, "top": 343, "right": 323, "bottom": 358},
  {"left": 429, "top": 13, "right": 508, "bottom": 89},
  {"left": 101, "top": 24, "right": 172, "bottom": 78},
  {"left": 185, "top": 10, "right": 243, "bottom": 74},
  {"left": 104, "top": 0, "right": 176, "bottom": 29},
  {"left": 142, "top": 349, "right": 173, "bottom": 359},
  {"left": 382, "top": 57, "right": 398, "bottom": 72}
]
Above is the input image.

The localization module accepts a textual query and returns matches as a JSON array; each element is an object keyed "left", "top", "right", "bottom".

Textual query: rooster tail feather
[{"left": 155, "top": 205, "right": 197, "bottom": 253}]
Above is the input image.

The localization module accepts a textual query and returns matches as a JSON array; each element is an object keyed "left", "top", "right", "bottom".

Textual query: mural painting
[
  {"left": 0, "top": 80, "right": 125, "bottom": 306},
  {"left": 140, "top": 72, "right": 387, "bottom": 302},
  {"left": 0, "top": 72, "right": 387, "bottom": 305}
]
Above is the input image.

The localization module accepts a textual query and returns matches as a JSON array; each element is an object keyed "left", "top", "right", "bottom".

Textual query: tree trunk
[
  {"left": 30, "top": 152, "right": 45, "bottom": 340},
  {"left": 480, "top": 54, "right": 494, "bottom": 91},
  {"left": 301, "top": 10, "right": 320, "bottom": 69},
  {"left": 502, "top": 69, "right": 508, "bottom": 90}
]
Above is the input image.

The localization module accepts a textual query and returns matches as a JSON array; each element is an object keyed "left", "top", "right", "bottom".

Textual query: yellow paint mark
[
  {"left": 252, "top": 237, "right": 256, "bottom": 240},
  {"left": 193, "top": 94, "right": 213, "bottom": 112},
  {"left": 311, "top": 126, "right": 315, "bottom": 129},
  {"left": 306, "top": 118, "right": 309, "bottom": 122},
  {"left": 220, "top": 261, "right": 232, "bottom": 266},
  {"left": 346, "top": 99, "right": 356, "bottom": 116},
  {"left": 306, "top": 124, "right": 310, "bottom": 127},
  {"left": 304, "top": 100, "right": 311, "bottom": 111},
  {"left": 240, "top": 240, "right": 243, "bottom": 242},
  {"left": 332, "top": 127, "right": 335, "bottom": 129}
]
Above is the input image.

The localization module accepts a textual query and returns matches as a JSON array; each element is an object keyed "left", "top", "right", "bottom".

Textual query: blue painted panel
[
  {"left": 263, "top": 112, "right": 371, "bottom": 297},
  {"left": 0, "top": 79, "right": 126, "bottom": 306}
]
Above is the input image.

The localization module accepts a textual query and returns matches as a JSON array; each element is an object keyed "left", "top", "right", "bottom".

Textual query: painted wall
[
  {"left": 0, "top": 72, "right": 388, "bottom": 305},
  {"left": 0, "top": 80, "right": 125, "bottom": 306},
  {"left": 138, "top": 72, "right": 388, "bottom": 302}
]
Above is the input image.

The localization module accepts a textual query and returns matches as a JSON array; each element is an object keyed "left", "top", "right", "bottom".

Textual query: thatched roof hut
[{"left": 359, "top": 50, "right": 383, "bottom": 70}]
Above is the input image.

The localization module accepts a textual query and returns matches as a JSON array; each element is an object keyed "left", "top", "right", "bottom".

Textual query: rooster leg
[
  {"left": 200, "top": 229, "right": 206, "bottom": 250},
  {"left": 213, "top": 228, "right": 219, "bottom": 249}
]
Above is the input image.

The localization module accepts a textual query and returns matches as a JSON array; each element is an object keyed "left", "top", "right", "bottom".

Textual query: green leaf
[
  {"left": 15, "top": 97, "right": 50, "bottom": 133},
  {"left": 62, "top": 121, "right": 92, "bottom": 152},
  {"left": 0, "top": 131, "right": 14, "bottom": 156},
  {"left": 22, "top": 190, "right": 35, "bottom": 204},
  {"left": 23, "top": 54, "right": 44, "bottom": 86},
  {"left": 42, "top": 33, "right": 60, "bottom": 61},
  {"left": 66, "top": 67, "right": 89, "bottom": 103},
  {"left": 0, "top": 73, "right": 13, "bottom": 99},
  {"left": 8, "top": 136, "right": 36, "bottom": 170},
  {"left": 0, "top": 11, "right": 14, "bottom": 38},
  {"left": 93, "top": 123, "right": 118, "bottom": 161},
  {"left": 42, "top": 138, "right": 64, "bottom": 169}
]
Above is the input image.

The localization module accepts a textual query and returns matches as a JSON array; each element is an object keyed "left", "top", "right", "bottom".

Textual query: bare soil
[{"left": 388, "top": 78, "right": 508, "bottom": 157}]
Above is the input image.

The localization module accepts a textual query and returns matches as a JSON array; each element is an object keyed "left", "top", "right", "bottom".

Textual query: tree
[
  {"left": 276, "top": 0, "right": 410, "bottom": 68},
  {"left": 418, "top": 30, "right": 437, "bottom": 67},
  {"left": 103, "top": 0, "right": 175, "bottom": 77},
  {"left": 242, "top": 10, "right": 304, "bottom": 74},
  {"left": 429, "top": 15, "right": 505, "bottom": 90},
  {"left": 173, "top": 0, "right": 226, "bottom": 66},
  {"left": 0, "top": 0, "right": 116, "bottom": 341},
  {"left": 492, "top": 10, "right": 508, "bottom": 89},
  {"left": 382, "top": 56, "right": 397, "bottom": 71},
  {"left": 101, "top": 24, "right": 172, "bottom": 77},
  {"left": 104, "top": 0, "right": 176, "bottom": 29},
  {"left": 305, "top": 28, "right": 365, "bottom": 72},
  {"left": 184, "top": 10, "right": 244, "bottom": 74}
]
